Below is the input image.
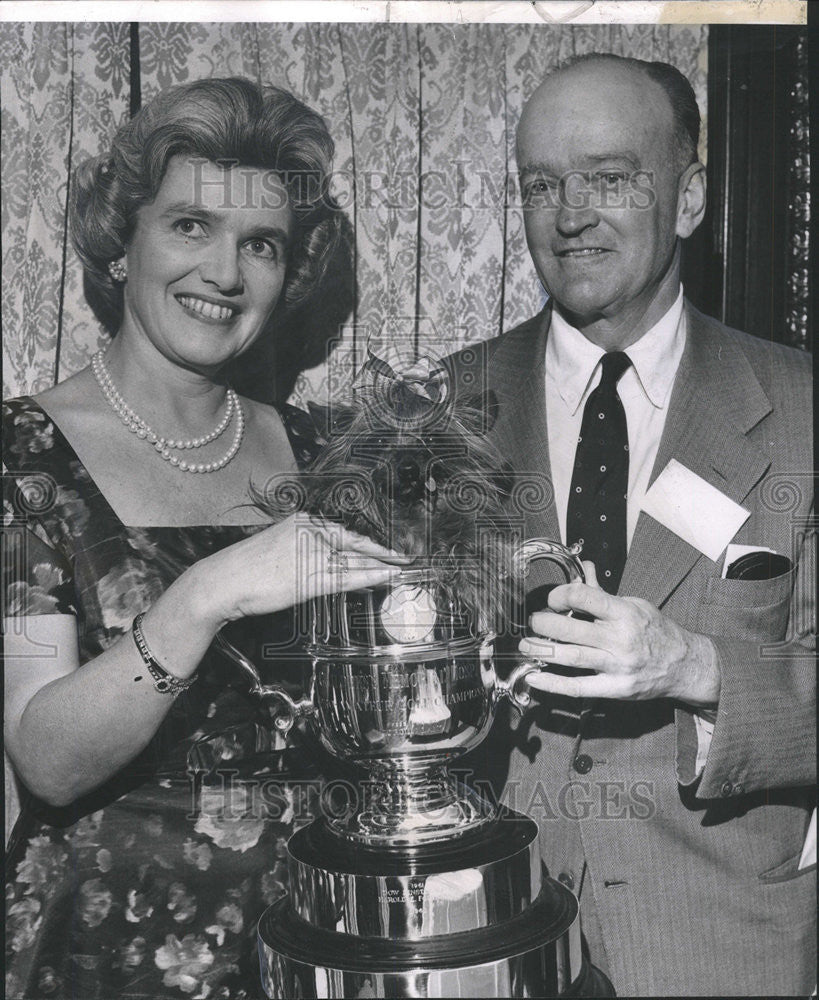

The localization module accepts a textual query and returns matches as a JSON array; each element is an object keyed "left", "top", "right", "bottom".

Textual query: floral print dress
[{"left": 3, "top": 397, "right": 325, "bottom": 1000}]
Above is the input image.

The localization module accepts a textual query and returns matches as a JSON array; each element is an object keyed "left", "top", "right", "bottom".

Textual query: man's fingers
[
  {"left": 524, "top": 668, "right": 622, "bottom": 700},
  {"left": 519, "top": 637, "right": 614, "bottom": 672},
  {"left": 528, "top": 610, "right": 601, "bottom": 647},
  {"left": 548, "top": 580, "right": 619, "bottom": 619},
  {"left": 580, "top": 559, "right": 599, "bottom": 588}
]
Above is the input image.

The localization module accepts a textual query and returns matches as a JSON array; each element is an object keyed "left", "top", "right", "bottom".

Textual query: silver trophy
[{"left": 219, "top": 538, "right": 614, "bottom": 998}]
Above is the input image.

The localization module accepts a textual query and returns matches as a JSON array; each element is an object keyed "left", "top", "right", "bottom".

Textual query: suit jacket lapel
[
  {"left": 619, "top": 303, "right": 773, "bottom": 607},
  {"left": 489, "top": 304, "right": 561, "bottom": 546}
]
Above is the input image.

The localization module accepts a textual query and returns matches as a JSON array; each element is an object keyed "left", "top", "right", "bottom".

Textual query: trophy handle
[
  {"left": 497, "top": 661, "right": 542, "bottom": 712},
  {"left": 511, "top": 538, "right": 585, "bottom": 584},
  {"left": 213, "top": 632, "right": 315, "bottom": 735},
  {"left": 501, "top": 538, "right": 586, "bottom": 713}
]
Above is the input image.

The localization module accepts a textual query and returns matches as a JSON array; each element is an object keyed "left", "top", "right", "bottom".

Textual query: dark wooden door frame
[{"left": 682, "top": 24, "right": 810, "bottom": 352}]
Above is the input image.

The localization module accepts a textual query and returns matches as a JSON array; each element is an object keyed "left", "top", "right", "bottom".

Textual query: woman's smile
[{"left": 175, "top": 293, "right": 240, "bottom": 324}]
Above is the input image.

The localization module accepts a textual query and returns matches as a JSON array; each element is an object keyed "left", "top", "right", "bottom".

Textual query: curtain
[{"left": 2, "top": 21, "right": 708, "bottom": 407}]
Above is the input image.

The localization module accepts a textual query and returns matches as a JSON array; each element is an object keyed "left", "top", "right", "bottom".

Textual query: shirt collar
[{"left": 546, "top": 288, "right": 686, "bottom": 414}]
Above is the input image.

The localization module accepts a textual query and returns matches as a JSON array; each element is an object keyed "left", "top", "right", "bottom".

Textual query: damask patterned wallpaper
[{"left": 1, "top": 21, "right": 708, "bottom": 407}]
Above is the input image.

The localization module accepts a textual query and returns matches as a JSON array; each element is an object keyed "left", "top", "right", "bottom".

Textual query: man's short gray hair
[{"left": 555, "top": 53, "right": 701, "bottom": 171}]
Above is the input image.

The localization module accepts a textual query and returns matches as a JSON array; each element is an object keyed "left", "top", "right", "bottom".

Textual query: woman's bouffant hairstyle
[{"left": 71, "top": 77, "right": 353, "bottom": 402}]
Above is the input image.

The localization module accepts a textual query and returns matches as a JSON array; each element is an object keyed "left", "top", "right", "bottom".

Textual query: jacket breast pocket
[
  {"left": 694, "top": 568, "right": 796, "bottom": 641},
  {"left": 759, "top": 855, "right": 816, "bottom": 883}
]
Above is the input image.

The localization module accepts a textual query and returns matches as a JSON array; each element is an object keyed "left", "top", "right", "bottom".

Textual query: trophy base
[
  {"left": 258, "top": 812, "right": 615, "bottom": 998},
  {"left": 258, "top": 889, "right": 613, "bottom": 998},
  {"left": 258, "top": 895, "right": 612, "bottom": 998},
  {"left": 326, "top": 773, "right": 497, "bottom": 846}
]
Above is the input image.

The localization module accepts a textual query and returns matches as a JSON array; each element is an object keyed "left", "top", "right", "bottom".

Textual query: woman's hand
[
  {"left": 189, "top": 514, "right": 413, "bottom": 627},
  {"left": 3, "top": 519, "right": 410, "bottom": 807}
]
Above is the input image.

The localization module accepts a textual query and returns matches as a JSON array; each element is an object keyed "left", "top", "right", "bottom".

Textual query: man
[{"left": 451, "top": 54, "right": 815, "bottom": 996}]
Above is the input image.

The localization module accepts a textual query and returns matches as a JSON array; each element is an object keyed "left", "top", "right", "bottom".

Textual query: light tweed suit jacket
[{"left": 449, "top": 301, "right": 816, "bottom": 996}]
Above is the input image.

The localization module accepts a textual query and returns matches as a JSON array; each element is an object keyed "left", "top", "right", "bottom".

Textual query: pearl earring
[{"left": 108, "top": 258, "right": 127, "bottom": 283}]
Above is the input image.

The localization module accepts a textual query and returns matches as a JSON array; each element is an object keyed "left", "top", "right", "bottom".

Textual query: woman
[{"left": 3, "top": 78, "right": 406, "bottom": 999}]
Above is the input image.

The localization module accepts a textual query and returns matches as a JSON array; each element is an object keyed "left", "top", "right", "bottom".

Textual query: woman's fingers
[
  {"left": 231, "top": 516, "right": 413, "bottom": 615},
  {"left": 295, "top": 535, "right": 404, "bottom": 599},
  {"left": 305, "top": 517, "right": 414, "bottom": 563},
  {"left": 339, "top": 561, "right": 399, "bottom": 591}
]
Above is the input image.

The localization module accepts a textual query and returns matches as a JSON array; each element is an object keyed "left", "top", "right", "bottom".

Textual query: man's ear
[{"left": 676, "top": 161, "right": 706, "bottom": 239}]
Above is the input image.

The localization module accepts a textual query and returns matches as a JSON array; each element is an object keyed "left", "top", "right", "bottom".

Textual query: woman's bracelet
[{"left": 132, "top": 612, "right": 196, "bottom": 696}]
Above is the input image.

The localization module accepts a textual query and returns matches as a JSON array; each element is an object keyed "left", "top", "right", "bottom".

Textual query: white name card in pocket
[{"left": 640, "top": 459, "right": 751, "bottom": 562}]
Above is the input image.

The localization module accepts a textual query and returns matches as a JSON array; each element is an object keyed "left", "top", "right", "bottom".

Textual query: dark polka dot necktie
[{"left": 566, "top": 351, "right": 632, "bottom": 594}]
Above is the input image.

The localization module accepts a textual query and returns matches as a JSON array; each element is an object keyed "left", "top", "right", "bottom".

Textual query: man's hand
[{"left": 519, "top": 564, "right": 720, "bottom": 707}]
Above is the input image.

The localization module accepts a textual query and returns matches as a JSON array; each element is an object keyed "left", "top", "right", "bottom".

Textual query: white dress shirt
[
  {"left": 544, "top": 289, "right": 714, "bottom": 767},
  {"left": 545, "top": 287, "right": 686, "bottom": 549}
]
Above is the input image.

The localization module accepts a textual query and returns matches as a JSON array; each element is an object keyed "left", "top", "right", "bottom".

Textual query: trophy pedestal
[
  {"left": 216, "top": 544, "right": 606, "bottom": 997},
  {"left": 258, "top": 811, "right": 614, "bottom": 998}
]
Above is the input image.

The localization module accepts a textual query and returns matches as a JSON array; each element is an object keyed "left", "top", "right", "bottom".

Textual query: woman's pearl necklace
[{"left": 91, "top": 351, "right": 245, "bottom": 474}]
